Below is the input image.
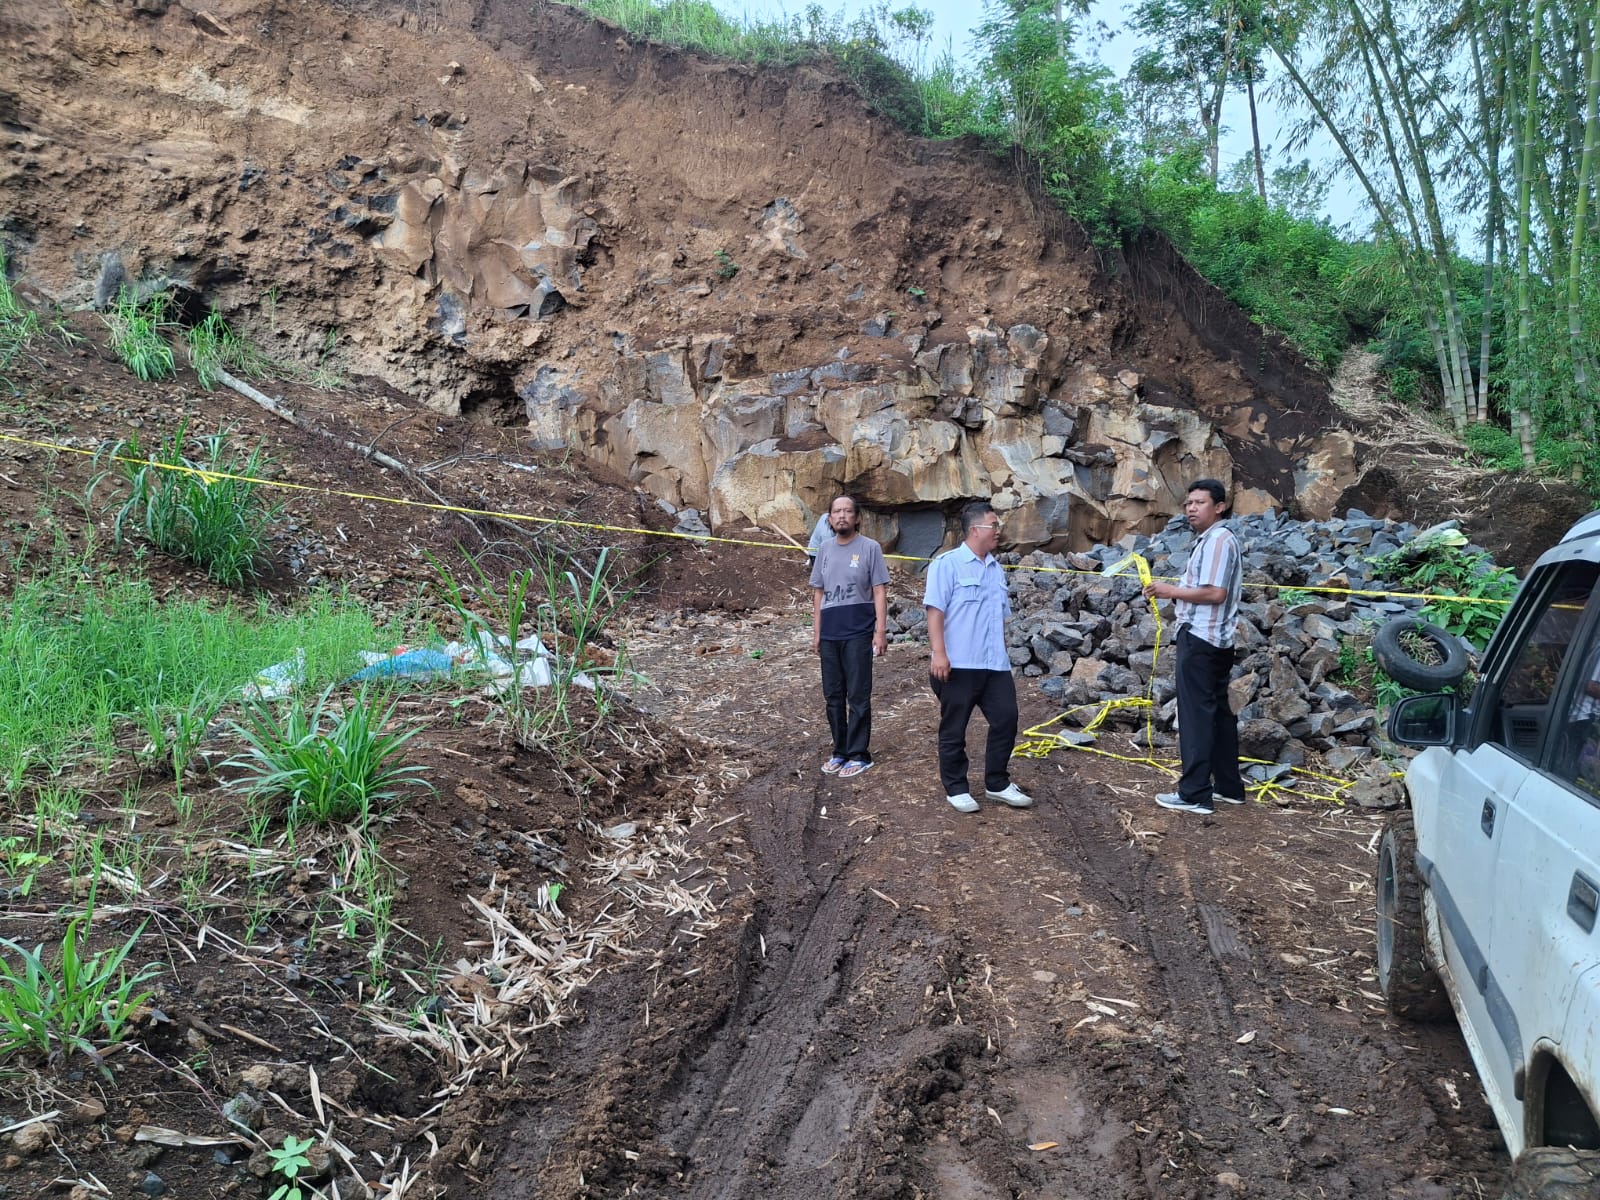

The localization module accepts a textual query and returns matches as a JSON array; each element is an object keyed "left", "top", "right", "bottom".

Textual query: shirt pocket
[{"left": 951, "top": 574, "right": 987, "bottom": 609}]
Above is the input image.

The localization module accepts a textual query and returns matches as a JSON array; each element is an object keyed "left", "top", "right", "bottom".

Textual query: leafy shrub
[
  {"left": 104, "top": 288, "right": 176, "bottom": 381},
  {"left": 98, "top": 423, "right": 284, "bottom": 586},
  {"left": 0, "top": 914, "right": 160, "bottom": 1060},
  {"left": 1138, "top": 154, "right": 1358, "bottom": 368},
  {"left": 1372, "top": 536, "right": 1517, "bottom": 650},
  {"left": 226, "top": 685, "right": 431, "bottom": 830},
  {"left": 1461, "top": 421, "right": 1522, "bottom": 470}
]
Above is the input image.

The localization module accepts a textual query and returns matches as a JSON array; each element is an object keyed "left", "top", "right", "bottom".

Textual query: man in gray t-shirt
[{"left": 809, "top": 495, "right": 889, "bottom": 779}]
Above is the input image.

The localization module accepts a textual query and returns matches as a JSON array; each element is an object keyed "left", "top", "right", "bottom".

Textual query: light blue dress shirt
[{"left": 923, "top": 544, "right": 1013, "bottom": 671}]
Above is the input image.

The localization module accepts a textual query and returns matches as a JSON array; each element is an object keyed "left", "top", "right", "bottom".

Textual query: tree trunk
[
  {"left": 1513, "top": 0, "right": 1549, "bottom": 467},
  {"left": 1245, "top": 59, "right": 1266, "bottom": 201},
  {"left": 1566, "top": 9, "right": 1598, "bottom": 444}
]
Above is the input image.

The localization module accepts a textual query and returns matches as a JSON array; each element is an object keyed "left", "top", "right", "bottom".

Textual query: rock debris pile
[{"left": 889, "top": 511, "right": 1499, "bottom": 806}]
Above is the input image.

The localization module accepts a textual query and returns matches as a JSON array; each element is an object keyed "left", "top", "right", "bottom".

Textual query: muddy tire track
[{"left": 488, "top": 614, "right": 1511, "bottom": 1199}]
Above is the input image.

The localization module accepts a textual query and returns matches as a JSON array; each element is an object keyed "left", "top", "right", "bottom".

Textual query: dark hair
[
  {"left": 1187, "top": 478, "right": 1228, "bottom": 505},
  {"left": 960, "top": 501, "right": 997, "bottom": 535}
]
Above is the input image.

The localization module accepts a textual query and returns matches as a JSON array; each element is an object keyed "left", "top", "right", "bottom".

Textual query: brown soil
[
  {"left": 2, "top": 0, "right": 1347, "bottom": 521},
  {"left": 0, "top": 311, "right": 1509, "bottom": 1199}
]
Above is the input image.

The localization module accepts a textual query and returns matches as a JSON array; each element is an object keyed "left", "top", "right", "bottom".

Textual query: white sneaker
[
  {"left": 1213, "top": 792, "right": 1247, "bottom": 805},
  {"left": 1156, "top": 792, "right": 1214, "bottom": 814},
  {"left": 985, "top": 783, "right": 1034, "bottom": 808},
  {"left": 946, "top": 792, "right": 979, "bottom": 813}
]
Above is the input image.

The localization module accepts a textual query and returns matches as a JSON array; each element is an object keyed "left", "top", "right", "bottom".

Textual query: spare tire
[{"left": 1373, "top": 616, "right": 1470, "bottom": 691}]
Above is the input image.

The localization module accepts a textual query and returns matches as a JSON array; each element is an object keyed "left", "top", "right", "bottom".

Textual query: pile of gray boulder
[{"left": 888, "top": 511, "right": 1496, "bottom": 807}]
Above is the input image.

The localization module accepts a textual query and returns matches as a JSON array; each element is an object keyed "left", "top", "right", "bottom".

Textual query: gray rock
[
  {"left": 222, "top": 1093, "right": 264, "bottom": 1132},
  {"left": 1324, "top": 746, "right": 1373, "bottom": 772},
  {"left": 1238, "top": 718, "right": 1292, "bottom": 759}
]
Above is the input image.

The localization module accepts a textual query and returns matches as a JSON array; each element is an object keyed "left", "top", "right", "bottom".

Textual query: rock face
[
  {"left": 524, "top": 326, "right": 1260, "bottom": 551},
  {"left": 1, "top": 0, "right": 1354, "bottom": 551}
]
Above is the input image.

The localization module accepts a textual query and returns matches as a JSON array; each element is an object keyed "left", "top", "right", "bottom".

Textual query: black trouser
[
  {"left": 819, "top": 637, "right": 874, "bottom": 761},
  {"left": 929, "top": 668, "right": 1018, "bottom": 795},
  {"left": 1175, "top": 628, "right": 1244, "bottom": 805}
]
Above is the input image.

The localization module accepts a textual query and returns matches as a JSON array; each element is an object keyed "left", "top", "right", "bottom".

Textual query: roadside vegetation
[
  {"left": 0, "top": 436, "right": 645, "bottom": 1090},
  {"left": 570, "top": 0, "right": 1600, "bottom": 496}
]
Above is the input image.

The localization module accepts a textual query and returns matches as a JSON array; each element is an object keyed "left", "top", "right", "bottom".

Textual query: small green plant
[
  {"left": 265, "top": 1133, "right": 317, "bottom": 1200},
  {"left": 182, "top": 309, "right": 267, "bottom": 389},
  {"left": 95, "top": 422, "right": 284, "bottom": 586},
  {"left": 307, "top": 328, "right": 344, "bottom": 390},
  {"left": 713, "top": 249, "right": 739, "bottom": 279},
  {"left": 1277, "top": 587, "right": 1317, "bottom": 607},
  {"left": 0, "top": 912, "right": 160, "bottom": 1060},
  {"left": 226, "top": 685, "right": 432, "bottom": 831},
  {"left": 103, "top": 288, "right": 176, "bottom": 381},
  {"left": 434, "top": 548, "right": 643, "bottom": 763},
  {"left": 0, "top": 252, "right": 42, "bottom": 374},
  {"left": 0, "top": 838, "right": 50, "bottom": 898}
]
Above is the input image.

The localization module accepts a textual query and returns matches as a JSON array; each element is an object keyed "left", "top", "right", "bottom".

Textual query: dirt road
[{"left": 486, "top": 594, "right": 1509, "bottom": 1199}]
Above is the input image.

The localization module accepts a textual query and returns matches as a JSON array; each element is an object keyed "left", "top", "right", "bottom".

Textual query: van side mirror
[{"left": 1388, "top": 693, "right": 1458, "bottom": 747}]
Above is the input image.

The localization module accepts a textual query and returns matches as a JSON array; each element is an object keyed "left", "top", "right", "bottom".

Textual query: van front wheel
[
  {"left": 1375, "top": 812, "right": 1451, "bottom": 1022},
  {"left": 1501, "top": 1147, "right": 1600, "bottom": 1199}
]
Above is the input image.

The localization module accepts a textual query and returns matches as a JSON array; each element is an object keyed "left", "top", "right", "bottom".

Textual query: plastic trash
[
  {"left": 242, "top": 648, "right": 305, "bottom": 701},
  {"left": 349, "top": 647, "right": 457, "bottom": 681}
]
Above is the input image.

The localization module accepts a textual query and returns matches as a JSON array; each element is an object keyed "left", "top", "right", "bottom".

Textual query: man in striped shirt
[{"left": 1142, "top": 479, "right": 1246, "bottom": 816}]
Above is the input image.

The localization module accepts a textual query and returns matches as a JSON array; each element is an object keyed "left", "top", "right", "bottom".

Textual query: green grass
[
  {"left": 0, "top": 253, "right": 43, "bottom": 378},
  {"left": 572, "top": 0, "right": 824, "bottom": 64},
  {"left": 0, "top": 911, "right": 160, "bottom": 1062},
  {"left": 0, "top": 558, "right": 397, "bottom": 784},
  {"left": 96, "top": 423, "right": 285, "bottom": 586},
  {"left": 183, "top": 309, "right": 271, "bottom": 390},
  {"left": 226, "top": 684, "right": 432, "bottom": 831},
  {"left": 103, "top": 288, "right": 176, "bottom": 381}
]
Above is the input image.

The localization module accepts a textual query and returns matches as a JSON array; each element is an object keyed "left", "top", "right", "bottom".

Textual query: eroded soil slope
[{"left": 3, "top": 0, "right": 1345, "bottom": 528}]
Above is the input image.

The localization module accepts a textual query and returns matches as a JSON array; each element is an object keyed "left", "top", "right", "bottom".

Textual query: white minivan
[{"left": 1383, "top": 510, "right": 1600, "bottom": 1199}]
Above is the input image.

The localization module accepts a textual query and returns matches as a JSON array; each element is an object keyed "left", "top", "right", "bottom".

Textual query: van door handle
[
  {"left": 1481, "top": 799, "right": 1497, "bottom": 838},
  {"left": 1570, "top": 873, "right": 1599, "bottom": 934}
]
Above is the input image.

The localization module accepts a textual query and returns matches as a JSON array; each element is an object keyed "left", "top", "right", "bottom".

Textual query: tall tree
[{"left": 1129, "top": 0, "right": 1244, "bottom": 181}]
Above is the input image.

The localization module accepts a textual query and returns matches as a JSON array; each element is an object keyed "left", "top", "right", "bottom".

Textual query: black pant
[
  {"left": 929, "top": 668, "right": 1018, "bottom": 795},
  {"left": 1175, "top": 628, "right": 1244, "bottom": 805},
  {"left": 819, "top": 637, "right": 874, "bottom": 761}
]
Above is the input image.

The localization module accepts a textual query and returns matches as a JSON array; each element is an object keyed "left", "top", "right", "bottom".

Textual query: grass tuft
[
  {"left": 103, "top": 288, "right": 176, "bottom": 381},
  {"left": 0, "top": 912, "right": 160, "bottom": 1061},
  {"left": 226, "top": 685, "right": 432, "bottom": 832},
  {"left": 96, "top": 422, "right": 284, "bottom": 586}
]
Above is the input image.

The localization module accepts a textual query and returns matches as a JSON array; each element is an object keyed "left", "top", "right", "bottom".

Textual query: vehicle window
[
  {"left": 1489, "top": 562, "right": 1600, "bottom": 759},
  {"left": 1546, "top": 566, "right": 1600, "bottom": 796}
]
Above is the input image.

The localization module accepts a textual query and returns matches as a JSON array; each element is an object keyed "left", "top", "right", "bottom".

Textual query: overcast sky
[{"left": 732, "top": 0, "right": 1362, "bottom": 228}]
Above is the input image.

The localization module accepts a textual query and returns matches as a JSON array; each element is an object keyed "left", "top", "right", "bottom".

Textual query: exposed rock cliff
[{"left": 1, "top": 0, "right": 1356, "bottom": 550}]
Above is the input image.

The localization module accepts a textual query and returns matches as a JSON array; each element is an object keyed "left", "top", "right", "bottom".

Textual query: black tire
[
  {"left": 1502, "top": 1147, "right": 1600, "bottom": 1199},
  {"left": 1375, "top": 812, "right": 1452, "bottom": 1021},
  {"left": 1373, "top": 616, "right": 1470, "bottom": 691}
]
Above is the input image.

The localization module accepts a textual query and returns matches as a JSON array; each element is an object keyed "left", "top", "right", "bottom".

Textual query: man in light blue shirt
[{"left": 923, "top": 502, "right": 1033, "bottom": 814}]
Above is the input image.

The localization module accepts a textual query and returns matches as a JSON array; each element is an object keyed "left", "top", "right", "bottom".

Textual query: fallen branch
[{"left": 215, "top": 369, "right": 547, "bottom": 556}]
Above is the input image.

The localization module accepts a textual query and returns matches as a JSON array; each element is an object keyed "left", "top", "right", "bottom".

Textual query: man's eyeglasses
[{"left": 972, "top": 523, "right": 1001, "bottom": 533}]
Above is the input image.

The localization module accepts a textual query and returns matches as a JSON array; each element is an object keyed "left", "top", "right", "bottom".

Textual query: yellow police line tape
[
  {"left": 3, "top": 430, "right": 1406, "bottom": 804},
  {"left": 1011, "top": 551, "right": 1384, "bottom": 806},
  {"left": 0, "top": 430, "right": 1514, "bottom": 607}
]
